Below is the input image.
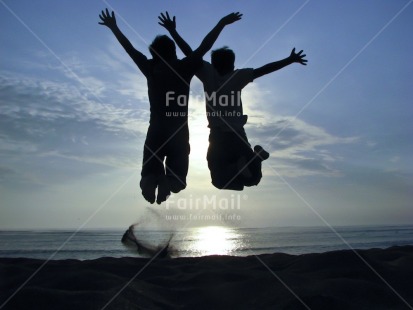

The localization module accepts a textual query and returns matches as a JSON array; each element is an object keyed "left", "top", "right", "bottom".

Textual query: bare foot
[
  {"left": 140, "top": 175, "right": 157, "bottom": 204},
  {"left": 254, "top": 145, "right": 269, "bottom": 161},
  {"left": 168, "top": 176, "right": 186, "bottom": 193},
  {"left": 156, "top": 174, "right": 171, "bottom": 205}
]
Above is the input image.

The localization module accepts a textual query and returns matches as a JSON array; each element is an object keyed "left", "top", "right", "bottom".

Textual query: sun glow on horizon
[{"left": 188, "top": 226, "right": 241, "bottom": 256}]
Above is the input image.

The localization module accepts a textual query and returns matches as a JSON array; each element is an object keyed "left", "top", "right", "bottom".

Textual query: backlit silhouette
[
  {"left": 99, "top": 9, "right": 242, "bottom": 203},
  {"left": 159, "top": 12, "right": 307, "bottom": 190}
]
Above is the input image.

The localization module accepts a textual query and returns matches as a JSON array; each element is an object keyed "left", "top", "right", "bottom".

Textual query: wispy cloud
[
  {"left": 249, "top": 118, "right": 358, "bottom": 177},
  {"left": 0, "top": 70, "right": 148, "bottom": 187}
]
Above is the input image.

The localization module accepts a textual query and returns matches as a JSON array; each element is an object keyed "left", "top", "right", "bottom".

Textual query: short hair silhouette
[
  {"left": 149, "top": 35, "right": 177, "bottom": 62},
  {"left": 211, "top": 46, "right": 235, "bottom": 75}
]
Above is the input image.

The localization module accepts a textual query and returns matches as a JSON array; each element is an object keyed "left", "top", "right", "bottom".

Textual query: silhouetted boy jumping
[
  {"left": 159, "top": 12, "right": 307, "bottom": 190},
  {"left": 99, "top": 9, "right": 242, "bottom": 203}
]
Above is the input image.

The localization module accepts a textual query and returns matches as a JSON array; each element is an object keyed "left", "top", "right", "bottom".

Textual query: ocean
[{"left": 1, "top": 225, "right": 412, "bottom": 260}]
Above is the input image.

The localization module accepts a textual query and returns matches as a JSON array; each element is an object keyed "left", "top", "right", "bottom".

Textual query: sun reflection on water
[{"left": 188, "top": 226, "right": 242, "bottom": 256}]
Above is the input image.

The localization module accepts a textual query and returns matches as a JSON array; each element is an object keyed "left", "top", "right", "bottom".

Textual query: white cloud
[
  {"left": 0, "top": 71, "right": 149, "bottom": 188},
  {"left": 245, "top": 116, "right": 358, "bottom": 177},
  {"left": 0, "top": 71, "right": 148, "bottom": 134}
]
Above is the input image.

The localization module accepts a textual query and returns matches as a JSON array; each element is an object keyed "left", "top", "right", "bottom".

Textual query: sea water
[{"left": 0, "top": 226, "right": 412, "bottom": 260}]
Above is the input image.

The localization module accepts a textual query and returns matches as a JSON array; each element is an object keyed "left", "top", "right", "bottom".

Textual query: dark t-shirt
[
  {"left": 196, "top": 61, "right": 254, "bottom": 131},
  {"left": 143, "top": 55, "right": 203, "bottom": 129}
]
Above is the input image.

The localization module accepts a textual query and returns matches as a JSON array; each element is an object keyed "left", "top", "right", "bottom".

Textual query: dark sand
[{"left": 1, "top": 246, "right": 412, "bottom": 309}]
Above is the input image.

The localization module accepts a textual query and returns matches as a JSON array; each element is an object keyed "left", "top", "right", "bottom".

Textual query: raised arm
[
  {"left": 99, "top": 9, "right": 148, "bottom": 74},
  {"left": 158, "top": 12, "right": 193, "bottom": 57},
  {"left": 253, "top": 48, "right": 307, "bottom": 79},
  {"left": 193, "top": 12, "right": 242, "bottom": 58}
]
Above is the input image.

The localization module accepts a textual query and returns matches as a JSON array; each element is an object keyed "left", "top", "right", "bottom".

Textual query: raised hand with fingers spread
[
  {"left": 219, "top": 12, "right": 243, "bottom": 26},
  {"left": 98, "top": 8, "right": 117, "bottom": 30},
  {"left": 158, "top": 11, "right": 176, "bottom": 32},
  {"left": 289, "top": 48, "right": 307, "bottom": 65}
]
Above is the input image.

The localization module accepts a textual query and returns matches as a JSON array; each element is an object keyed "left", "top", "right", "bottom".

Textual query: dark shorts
[
  {"left": 207, "top": 128, "right": 262, "bottom": 190},
  {"left": 141, "top": 124, "right": 190, "bottom": 188}
]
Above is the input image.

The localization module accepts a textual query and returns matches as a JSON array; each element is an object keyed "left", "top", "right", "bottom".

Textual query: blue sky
[{"left": 0, "top": 0, "right": 412, "bottom": 229}]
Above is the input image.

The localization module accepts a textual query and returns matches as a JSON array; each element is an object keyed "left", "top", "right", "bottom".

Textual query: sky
[{"left": 0, "top": 0, "right": 412, "bottom": 230}]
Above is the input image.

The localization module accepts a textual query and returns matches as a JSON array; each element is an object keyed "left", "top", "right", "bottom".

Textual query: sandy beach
[{"left": 1, "top": 245, "right": 412, "bottom": 309}]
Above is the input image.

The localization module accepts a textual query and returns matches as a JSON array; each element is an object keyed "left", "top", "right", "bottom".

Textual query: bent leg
[
  {"left": 209, "top": 162, "right": 244, "bottom": 190},
  {"left": 243, "top": 155, "right": 263, "bottom": 187},
  {"left": 141, "top": 126, "right": 166, "bottom": 203},
  {"left": 243, "top": 145, "right": 270, "bottom": 187},
  {"left": 207, "top": 130, "right": 244, "bottom": 190},
  {"left": 156, "top": 174, "right": 171, "bottom": 204},
  {"left": 164, "top": 129, "right": 190, "bottom": 194},
  {"left": 234, "top": 129, "right": 264, "bottom": 187},
  {"left": 165, "top": 152, "right": 189, "bottom": 193}
]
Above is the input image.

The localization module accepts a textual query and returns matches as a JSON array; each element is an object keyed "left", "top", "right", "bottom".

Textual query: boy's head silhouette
[
  {"left": 149, "top": 35, "right": 177, "bottom": 62},
  {"left": 211, "top": 46, "right": 235, "bottom": 75}
]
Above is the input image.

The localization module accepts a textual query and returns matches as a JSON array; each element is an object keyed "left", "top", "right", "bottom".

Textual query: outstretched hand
[
  {"left": 158, "top": 11, "right": 176, "bottom": 32},
  {"left": 290, "top": 48, "right": 307, "bottom": 65},
  {"left": 220, "top": 12, "right": 243, "bottom": 25},
  {"left": 98, "top": 8, "right": 117, "bottom": 29}
]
